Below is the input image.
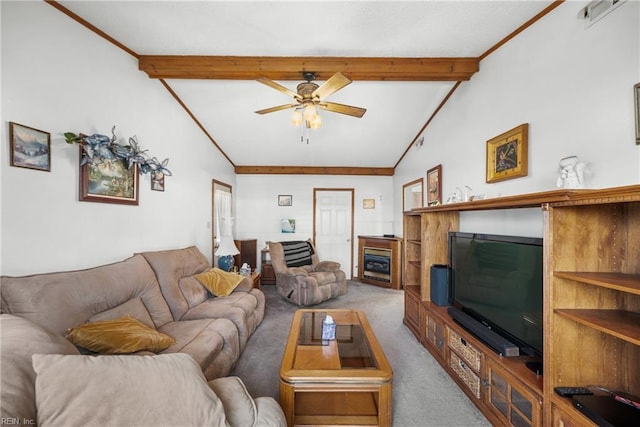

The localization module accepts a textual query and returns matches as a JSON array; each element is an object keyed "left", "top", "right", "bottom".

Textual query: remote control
[{"left": 554, "top": 387, "right": 593, "bottom": 397}]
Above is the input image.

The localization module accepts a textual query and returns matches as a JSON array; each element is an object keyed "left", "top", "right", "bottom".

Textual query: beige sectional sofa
[{"left": 0, "top": 246, "right": 284, "bottom": 426}]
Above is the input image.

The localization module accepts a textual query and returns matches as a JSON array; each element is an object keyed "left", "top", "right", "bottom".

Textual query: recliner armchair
[{"left": 268, "top": 240, "right": 347, "bottom": 306}]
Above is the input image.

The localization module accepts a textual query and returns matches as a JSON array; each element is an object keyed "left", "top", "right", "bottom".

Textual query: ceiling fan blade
[
  {"left": 255, "top": 104, "right": 298, "bottom": 115},
  {"left": 319, "top": 101, "right": 366, "bottom": 118},
  {"left": 312, "top": 72, "right": 352, "bottom": 100},
  {"left": 257, "top": 77, "right": 301, "bottom": 100}
]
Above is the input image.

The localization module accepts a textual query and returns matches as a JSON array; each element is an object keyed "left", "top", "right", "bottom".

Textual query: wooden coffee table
[{"left": 280, "top": 309, "right": 393, "bottom": 426}]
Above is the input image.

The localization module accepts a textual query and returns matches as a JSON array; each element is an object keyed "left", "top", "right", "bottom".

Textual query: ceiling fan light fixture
[
  {"left": 303, "top": 104, "right": 317, "bottom": 122},
  {"left": 309, "top": 114, "right": 322, "bottom": 129},
  {"left": 255, "top": 71, "right": 364, "bottom": 139},
  {"left": 291, "top": 109, "right": 302, "bottom": 126}
]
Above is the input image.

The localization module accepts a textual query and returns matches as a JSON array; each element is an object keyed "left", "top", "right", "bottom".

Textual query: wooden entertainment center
[{"left": 403, "top": 185, "right": 639, "bottom": 426}]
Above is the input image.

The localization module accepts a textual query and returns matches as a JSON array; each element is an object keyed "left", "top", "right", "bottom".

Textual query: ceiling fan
[{"left": 255, "top": 72, "right": 366, "bottom": 129}]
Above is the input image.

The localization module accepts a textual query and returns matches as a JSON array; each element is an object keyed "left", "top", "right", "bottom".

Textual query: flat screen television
[{"left": 448, "top": 232, "right": 544, "bottom": 359}]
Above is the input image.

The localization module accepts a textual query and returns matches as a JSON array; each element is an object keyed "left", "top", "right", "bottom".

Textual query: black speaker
[{"left": 430, "top": 264, "right": 452, "bottom": 306}]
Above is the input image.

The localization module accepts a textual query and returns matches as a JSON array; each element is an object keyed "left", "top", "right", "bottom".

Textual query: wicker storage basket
[
  {"left": 450, "top": 351, "right": 481, "bottom": 399},
  {"left": 448, "top": 327, "right": 482, "bottom": 372}
]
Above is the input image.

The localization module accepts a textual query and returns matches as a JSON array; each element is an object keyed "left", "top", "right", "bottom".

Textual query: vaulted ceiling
[{"left": 51, "top": 1, "right": 560, "bottom": 174}]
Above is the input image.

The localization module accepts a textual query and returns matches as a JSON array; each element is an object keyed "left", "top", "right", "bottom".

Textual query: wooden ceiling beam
[
  {"left": 138, "top": 56, "right": 479, "bottom": 81},
  {"left": 234, "top": 166, "right": 395, "bottom": 176}
]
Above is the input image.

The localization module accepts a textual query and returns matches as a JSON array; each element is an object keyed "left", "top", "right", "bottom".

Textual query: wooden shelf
[
  {"left": 554, "top": 309, "right": 640, "bottom": 346},
  {"left": 409, "top": 184, "right": 640, "bottom": 213},
  {"left": 554, "top": 271, "right": 640, "bottom": 296}
]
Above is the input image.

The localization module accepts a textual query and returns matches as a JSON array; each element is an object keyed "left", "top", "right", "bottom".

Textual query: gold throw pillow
[
  {"left": 195, "top": 268, "right": 243, "bottom": 297},
  {"left": 65, "top": 315, "right": 175, "bottom": 354}
]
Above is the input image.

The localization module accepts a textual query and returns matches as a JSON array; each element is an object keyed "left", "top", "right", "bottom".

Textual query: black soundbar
[{"left": 447, "top": 307, "right": 520, "bottom": 357}]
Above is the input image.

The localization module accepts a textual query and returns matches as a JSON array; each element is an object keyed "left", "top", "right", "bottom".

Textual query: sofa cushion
[
  {"left": 33, "top": 353, "right": 227, "bottom": 427},
  {"left": 179, "top": 275, "right": 210, "bottom": 308},
  {"left": 0, "top": 254, "right": 174, "bottom": 335},
  {"left": 196, "top": 268, "right": 244, "bottom": 297},
  {"left": 159, "top": 317, "right": 239, "bottom": 380},
  {"left": 0, "top": 315, "right": 79, "bottom": 424},
  {"left": 88, "top": 296, "right": 155, "bottom": 327},
  {"left": 65, "top": 315, "right": 176, "bottom": 354},
  {"left": 139, "top": 246, "right": 211, "bottom": 320},
  {"left": 181, "top": 289, "right": 265, "bottom": 351}
]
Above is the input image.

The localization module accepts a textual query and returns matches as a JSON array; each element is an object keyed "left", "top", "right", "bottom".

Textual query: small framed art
[
  {"left": 278, "top": 195, "right": 292, "bottom": 206},
  {"left": 9, "top": 122, "right": 51, "bottom": 171},
  {"left": 426, "top": 164, "right": 442, "bottom": 206},
  {"left": 486, "top": 123, "right": 529, "bottom": 183},
  {"left": 281, "top": 218, "right": 295, "bottom": 233},
  {"left": 363, "top": 198, "right": 375, "bottom": 209},
  {"left": 151, "top": 173, "right": 165, "bottom": 192}
]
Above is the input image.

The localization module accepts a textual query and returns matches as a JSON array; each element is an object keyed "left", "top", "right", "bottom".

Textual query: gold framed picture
[
  {"left": 363, "top": 198, "right": 375, "bottom": 209},
  {"left": 486, "top": 123, "right": 528, "bottom": 183}
]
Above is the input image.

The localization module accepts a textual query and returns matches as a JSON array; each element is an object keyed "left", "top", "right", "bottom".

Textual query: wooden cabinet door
[
  {"left": 485, "top": 361, "right": 542, "bottom": 427},
  {"left": 403, "top": 289, "right": 421, "bottom": 339}
]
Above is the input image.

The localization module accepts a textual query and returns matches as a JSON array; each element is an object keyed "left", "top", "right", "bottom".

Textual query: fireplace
[
  {"left": 362, "top": 247, "right": 392, "bottom": 283},
  {"left": 357, "top": 236, "right": 402, "bottom": 289}
]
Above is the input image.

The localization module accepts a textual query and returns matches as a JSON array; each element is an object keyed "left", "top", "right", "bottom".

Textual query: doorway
[
  {"left": 313, "top": 188, "right": 354, "bottom": 279},
  {"left": 212, "top": 179, "right": 233, "bottom": 263}
]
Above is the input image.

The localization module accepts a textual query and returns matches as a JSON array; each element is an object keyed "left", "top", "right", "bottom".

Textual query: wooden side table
[
  {"left": 249, "top": 271, "right": 261, "bottom": 289},
  {"left": 260, "top": 248, "right": 276, "bottom": 285}
]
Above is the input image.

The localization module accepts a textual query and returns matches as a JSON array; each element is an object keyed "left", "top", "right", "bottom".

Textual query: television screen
[{"left": 449, "top": 232, "right": 544, "bottom": 357}]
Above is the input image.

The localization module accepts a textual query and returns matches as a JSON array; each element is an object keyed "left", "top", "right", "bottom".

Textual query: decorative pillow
[
  {"left": 195, "top": 268, "right": 243, "bottom": 297},
  {"left": 281, "top": 240, "right": 315, "bottom": 267},
  {"left": 65, "top": 315, "right": 175, "bottom": 354},
  {"left": 33, "top": 353, "right": 227, "bottom": 427}
]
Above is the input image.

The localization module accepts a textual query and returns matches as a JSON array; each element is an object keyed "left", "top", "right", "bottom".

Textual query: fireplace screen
[{"left": 363, "top": 247, "right": 392, "bottom": 283}]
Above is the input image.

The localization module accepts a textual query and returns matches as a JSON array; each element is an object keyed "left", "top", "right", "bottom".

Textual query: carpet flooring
[{"left": 230, "top": 280, "right": 491, "bottom": 426}]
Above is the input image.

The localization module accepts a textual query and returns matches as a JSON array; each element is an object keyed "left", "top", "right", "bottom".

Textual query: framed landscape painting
[
  {"left": 9, "top": 122, "right": 51, "bottom": 171},
  {"left": 80, "top": 149, "right": 139, "bottom": 205}
]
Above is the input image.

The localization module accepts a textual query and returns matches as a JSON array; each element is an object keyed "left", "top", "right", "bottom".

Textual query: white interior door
[{"left": 314, "top": 189, "right": 354, "bottom": 279}]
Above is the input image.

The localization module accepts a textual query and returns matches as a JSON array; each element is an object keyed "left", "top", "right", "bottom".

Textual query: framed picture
[
  {"left": 9, "top": 122, "right": 51, "bottom": 171},
  {"left": 634, "top": 82, "right": 640, "bottom": 145},
  {"left": 486, "top": 123, "right": 529, "bottom": 183},
  {"left": 151, "top": 173, "right": 165, "bottom": 192},
  {"left": 363, "top": 198, "right": 375, "bottom": 209},
  {"left": 402, "top": 178, "right": 423, "bottom": 211},
  {"left": 281, "top": 218, "right": 295, "bottom": 233},
  {"left": 426, "top": 164, "right": 442, "bottom": 206},
  {"left": 278, "top": 194, "right": 292, "bottom": 206},
  {"left": 80, "top": 148, "right": 139, "bottom": 205}
]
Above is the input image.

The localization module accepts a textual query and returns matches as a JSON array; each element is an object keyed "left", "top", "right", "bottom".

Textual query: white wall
[
  {"left": 394, "top": 1, "right": 640, "bottom": 237},
  {"left": 235, "top": 174, "right": 394, "bottom": 277},
  {"left": 1, "top": 2, "right": 235, "bottom": 275}
]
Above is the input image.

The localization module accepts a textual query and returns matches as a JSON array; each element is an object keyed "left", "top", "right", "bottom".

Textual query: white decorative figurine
[{"left": 556, "top": 155, "right": 587, "bottom": 189}]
